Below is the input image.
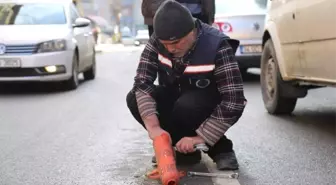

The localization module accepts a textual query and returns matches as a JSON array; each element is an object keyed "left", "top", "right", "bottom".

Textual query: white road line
[{"left": 202, "top": 153, "right": 242, "bottom": 185}]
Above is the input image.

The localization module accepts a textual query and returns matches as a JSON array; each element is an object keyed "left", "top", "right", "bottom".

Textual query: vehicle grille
[
  {"left": 0, "top": 68, "right": 39, "bottom": 77},
  {"left": 5, "top": 44, "right": 37, "bottom": 55}
]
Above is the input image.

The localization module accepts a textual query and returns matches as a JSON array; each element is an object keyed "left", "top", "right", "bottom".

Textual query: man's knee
[
  {"left": 126, "top": 90, "right": 146, "bottom": 127},
  {"left": 126, "top": 90, "right": 137, "bottom": 110},
  {"left": 126, "top": 90, "right": 142, "bottom": 121}
]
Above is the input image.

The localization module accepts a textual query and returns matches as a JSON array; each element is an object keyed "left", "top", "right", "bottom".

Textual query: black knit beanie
[{"left": 153, "top": 0, "right": 195, "bottom": 41}]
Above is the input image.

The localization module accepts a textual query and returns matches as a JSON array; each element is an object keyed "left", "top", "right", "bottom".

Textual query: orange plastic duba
[{"left": 146, "top": 133, "right": 183, "bottom": 185}]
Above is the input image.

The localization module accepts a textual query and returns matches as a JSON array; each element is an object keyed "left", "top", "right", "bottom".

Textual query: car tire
[
  {"left": 260, "top": 39, "right": 297, "bottom": 115},
  {"left": 239, "top": 68, "right": 248, "bottom": 78},
  {"left": 83, "top": 50, "right": 96, "bottom": 80},
  {"left": 63, "top": 53, "right": 79, "bottom": 90}
]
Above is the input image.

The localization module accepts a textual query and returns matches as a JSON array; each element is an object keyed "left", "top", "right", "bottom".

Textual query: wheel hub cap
[{"left": 266, "top": 58, "right": 275, "bottom": 98}]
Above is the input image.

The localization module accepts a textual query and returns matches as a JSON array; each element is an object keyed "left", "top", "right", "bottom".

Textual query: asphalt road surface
[{"left": 0, "top": 45, "right": 335, "bottom": 185}]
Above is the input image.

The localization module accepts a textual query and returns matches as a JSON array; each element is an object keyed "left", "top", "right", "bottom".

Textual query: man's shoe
[
  {"left": 213, "top": 151, "right": 239, "bottom": 170},
  {"left": 151, "top": 151, "right": 201, "bottom": 165}
]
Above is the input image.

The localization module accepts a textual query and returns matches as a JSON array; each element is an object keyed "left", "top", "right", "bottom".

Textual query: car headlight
[
  {"left": 37, "top": 39, "right": 67, "bottom": 53},
  {"left": 134, "top": 40, "right": 140, "bottom": 45}
]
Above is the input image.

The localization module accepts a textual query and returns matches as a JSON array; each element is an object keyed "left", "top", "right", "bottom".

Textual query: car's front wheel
[
  {"left": 260, "top": 39, "right": 297, "bottom": 114},
  {"left": 63, "top": 53, "right": 79, "bottom": 90},
  {"left": 83, "top": 50, "right": 96, "bottom": 80}
]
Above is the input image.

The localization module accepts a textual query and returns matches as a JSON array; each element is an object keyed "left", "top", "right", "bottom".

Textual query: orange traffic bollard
[{"left": 146, "top": 133, "right": 184, "bottom": 185}]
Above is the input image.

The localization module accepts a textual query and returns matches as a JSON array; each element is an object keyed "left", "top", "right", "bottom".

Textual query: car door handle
[{"left": 84, "top": 33, "right": 89, "bottom": 37}]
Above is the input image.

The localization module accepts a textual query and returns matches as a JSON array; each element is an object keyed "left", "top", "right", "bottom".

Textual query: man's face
[{"left": 159, "top": 30, "right": 196, "bottom": 57}]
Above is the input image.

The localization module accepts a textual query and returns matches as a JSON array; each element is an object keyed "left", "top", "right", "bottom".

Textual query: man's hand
[
  {"left": 147, "top": 126, "right": 171, "bottom": 142},
  {"left": 176, "top": 135, "right": 205, "bottom": 154}
]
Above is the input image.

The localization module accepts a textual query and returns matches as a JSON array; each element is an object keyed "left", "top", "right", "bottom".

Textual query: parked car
[
  {"left": 213, "top": 0, "right": 268, "bottom": 74},
  {"left": 121, "top": 28, "right": 136, "bottom": 46},
  {"left": 121, "top": 35, "right": 136, "bottom": 46},
  {"left": 134, "top": 29, "right": 149, "bottom": 46},
  {"left": 260, "top": 0, "right": 336, "bottom": 114},
  {"left": 0, "top": 0, "right": 96, "bottom": 90}
]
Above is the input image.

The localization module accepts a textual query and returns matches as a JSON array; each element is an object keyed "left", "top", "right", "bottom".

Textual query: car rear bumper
[
  {"left": 0, "top": 50, "right": 73, "bottom": 82},
  {"left": 135, "top": 38, "right": 149, "bottom": 44},
  {"left": 234, "top": 39, "right": 262, "bottom": 68},
  {"left": 236, "top": 55, "right": 261, "bottom": 69}
]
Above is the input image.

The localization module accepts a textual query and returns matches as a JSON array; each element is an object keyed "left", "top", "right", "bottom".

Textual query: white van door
[{"left": 296, "top": 0, "right": 336, "bottom": 83}]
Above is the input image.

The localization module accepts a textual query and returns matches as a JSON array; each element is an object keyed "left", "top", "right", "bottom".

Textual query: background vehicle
[
  {"left": 214, "top": 0, "right": 268, "bottom": 75},
  {"left": 121, "top": 34, "right": 136, "bottom": 46},
  {"left": 261, "top": 0, "right": 336, "bottom": 115},
  {"left": 134, "top": 29, "right": 149, "bottom": 46},
  {"left": 0, "top": 0, "right": 96, "bottom": 90},
  {"left": 121, "top": 27, "right": 136, "bottom": 46}
]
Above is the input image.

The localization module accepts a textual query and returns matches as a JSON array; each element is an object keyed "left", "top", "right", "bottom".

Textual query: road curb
[{"left": 202, "top": 153, "right": 241, "bottom": 185}]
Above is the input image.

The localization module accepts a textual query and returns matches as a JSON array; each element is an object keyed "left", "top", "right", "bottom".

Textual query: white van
[{"left": 260, "top": 0, "right": 336, "bottom": 114}]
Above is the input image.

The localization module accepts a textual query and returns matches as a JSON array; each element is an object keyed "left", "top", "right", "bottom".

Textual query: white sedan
[
  {"left": 0, "top": 0, "right": 96, "bottom": 90},
  {"left": 134, "top": 30, "right": 149, "bottom": 46}
]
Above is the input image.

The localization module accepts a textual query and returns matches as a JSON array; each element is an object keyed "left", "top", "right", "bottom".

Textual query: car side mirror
[{"left": 73, "top": 18, "right": 90, "bottom": 28}]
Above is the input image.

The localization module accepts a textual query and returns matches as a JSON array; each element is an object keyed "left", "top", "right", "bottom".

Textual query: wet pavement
[{"left": 0, "top": 45, "right": 335, "bottom": 185}]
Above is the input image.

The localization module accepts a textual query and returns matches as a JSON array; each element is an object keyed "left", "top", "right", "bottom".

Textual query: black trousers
[{"left": 126, "top": 86, "right": 233, "bottom": 158}]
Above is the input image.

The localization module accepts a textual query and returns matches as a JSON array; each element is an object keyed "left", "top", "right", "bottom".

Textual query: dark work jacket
[{"left": 156, "top": 21, "right": 239, "bottom": 95}]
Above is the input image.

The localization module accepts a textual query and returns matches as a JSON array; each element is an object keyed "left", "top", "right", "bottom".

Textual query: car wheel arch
[
  {"left": 262, "top": 30, "right": 271, "bottom": 48},
  {"left": 262, "top": 24, "right": 291, "bottom": 81}
]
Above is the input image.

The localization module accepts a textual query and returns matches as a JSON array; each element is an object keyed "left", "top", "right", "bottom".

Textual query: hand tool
[
  {"left": 194, "top": 143, "right": 209, "bottom": 152},
  {"left": 173, "top": 143, "right": 209, "bottom": 152},
  {"left": 187, "top": 171, "right": 239, "bottom": 179}
]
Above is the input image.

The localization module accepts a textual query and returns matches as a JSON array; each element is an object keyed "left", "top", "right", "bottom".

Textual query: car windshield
[
  {"left": 215, "top": 0, "right": 267, "bottom": 15},
  {"left": 0, "top": 3, "right": 66, "bottom": 25}
]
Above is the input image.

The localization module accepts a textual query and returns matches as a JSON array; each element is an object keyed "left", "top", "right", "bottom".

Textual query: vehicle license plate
[
  {"left": 240, "top": 45, "right": 262, "bottom": 54},
  {"left": 0, "top": 58, "right": 21, "bottom": 68}
]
